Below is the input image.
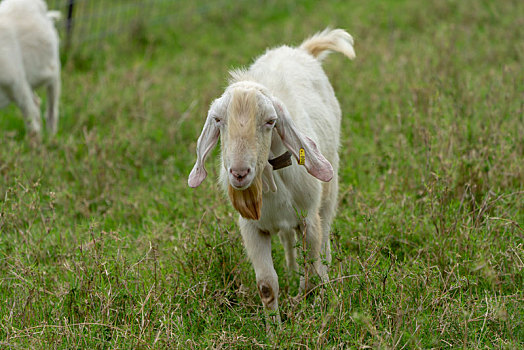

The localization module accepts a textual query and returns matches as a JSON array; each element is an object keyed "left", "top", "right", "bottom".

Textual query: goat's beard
[{"left": 228, "top": 175, "right": 262, "bottom": 220}]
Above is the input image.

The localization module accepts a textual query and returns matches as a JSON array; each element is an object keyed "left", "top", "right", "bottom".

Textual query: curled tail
[
  {"left": 47, "top": 10, "right": 61, "bottom": 23},
  {"left": 300, "top": 28, "right": 356, "bottom": 61}
]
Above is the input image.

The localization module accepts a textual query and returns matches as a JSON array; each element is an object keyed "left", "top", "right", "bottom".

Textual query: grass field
[{"left": 1, "top": 0, "right": 523, "bottom": 348}]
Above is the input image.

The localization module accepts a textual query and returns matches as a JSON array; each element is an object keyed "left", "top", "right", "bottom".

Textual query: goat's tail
[
  {"left": 47, "top": 10, "right": 61, "bottom": 22},
  {"left": 300, "top": 28, "right": 355, "bottom": 61}
]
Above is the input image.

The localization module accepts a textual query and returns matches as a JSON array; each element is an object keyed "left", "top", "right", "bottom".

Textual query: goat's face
[
  {"left": 194, "top": 84, "right": 277, "bottom": 220},
  {"left": 218, "top": 87, "right": 276, "bottom": 190}
]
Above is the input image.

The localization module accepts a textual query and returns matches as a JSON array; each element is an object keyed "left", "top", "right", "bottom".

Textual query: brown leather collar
[{"left": 268, "top": 151, "right": 292, "bottom": 170}]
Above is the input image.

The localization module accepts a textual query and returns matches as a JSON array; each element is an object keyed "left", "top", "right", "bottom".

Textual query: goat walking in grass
[
  {"left": 0, "top": 0, "right": 61, "bottom": 137},
  {"left": 189, "top": 28, "right": 355, "bottom": 320}
]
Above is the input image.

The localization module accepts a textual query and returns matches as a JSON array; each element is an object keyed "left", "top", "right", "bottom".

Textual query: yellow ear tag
[{"left": 299, "top": 148, "right": 305, "bottom": 165}]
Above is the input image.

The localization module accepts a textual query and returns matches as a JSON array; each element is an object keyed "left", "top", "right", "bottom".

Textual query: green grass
[{"left": 1, "top": 0, "right": 523, "bottom": 348}]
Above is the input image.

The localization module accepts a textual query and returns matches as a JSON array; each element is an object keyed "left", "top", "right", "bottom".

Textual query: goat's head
[{"left": 188, "top": 81, "right": 334, "bottom": 220}]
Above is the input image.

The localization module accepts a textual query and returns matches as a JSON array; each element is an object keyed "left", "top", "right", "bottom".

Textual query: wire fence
[
  {"left": 45, "top": 0, "right": 252, "bottom": 52},
  {"left": 47, "top": 0, "right": 154, "bottom": 50}
]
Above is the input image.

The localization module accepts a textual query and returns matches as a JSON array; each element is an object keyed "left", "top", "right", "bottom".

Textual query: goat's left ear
[
  {"left": 188, "top": 96, "right": 227, "bottom": 187},
  {"left": 271, "top": 96, "right": 334, "bottom": 182}
]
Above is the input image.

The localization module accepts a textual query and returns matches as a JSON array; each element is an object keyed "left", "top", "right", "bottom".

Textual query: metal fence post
[{"left": 65, "top": 0, "right": 75, "bottom": 51}]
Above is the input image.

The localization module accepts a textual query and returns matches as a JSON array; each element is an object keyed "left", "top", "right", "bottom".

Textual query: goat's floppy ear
[
  {"left": 188, "top": 97, "right": 227, "bottom": 187},
  {"left": 271, "top": 96, "right": 334, "bottom": 182}
]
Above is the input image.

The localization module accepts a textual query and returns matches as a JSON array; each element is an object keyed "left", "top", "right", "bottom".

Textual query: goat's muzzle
[{"left": 229, "top": 166, "right": 252, "bottom": 189}]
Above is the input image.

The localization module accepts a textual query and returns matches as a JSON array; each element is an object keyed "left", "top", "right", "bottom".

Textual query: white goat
[
  {"left": 189, "top": 29, "right": 355, "bottom": 316},
  {"left": 0, "top": 0, "right": 61, "bottom": 136}
]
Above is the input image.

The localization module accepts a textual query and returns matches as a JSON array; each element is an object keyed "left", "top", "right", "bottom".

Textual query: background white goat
[
  {"left": 189, "top": 28, "right": 355, "bottom": 317},
  {"left": 0, "top": 0, "right": 61, "bottom": 136}
]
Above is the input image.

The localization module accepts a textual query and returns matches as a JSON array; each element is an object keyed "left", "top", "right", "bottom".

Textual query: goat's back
[
  {"left": 0, "top": 0, "right": 48, "bottom": 16},
  {"left": 245, "top": 44, "right": 342, "bottom": 167},
  {"left": 0, "top": 0, "right": 59, "bottom": 89}
]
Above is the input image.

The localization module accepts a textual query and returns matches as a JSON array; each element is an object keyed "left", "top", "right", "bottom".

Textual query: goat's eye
[
  {"left": 213, "top": 117, "right": 222, "bottom": 124},
  {"left": 265, "top": 119, "right": 276, "bottom": 127}
]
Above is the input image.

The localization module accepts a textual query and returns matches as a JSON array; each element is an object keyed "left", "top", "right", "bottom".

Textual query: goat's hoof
[
  {"left": 257, "top": 281, "right": 276, "bottom": 308},
  {"left": 47, "top": 127, "right": 57, "bottom": 137},
  {"left": 26, "top": 130, "right": 42, "bottom": 145}
]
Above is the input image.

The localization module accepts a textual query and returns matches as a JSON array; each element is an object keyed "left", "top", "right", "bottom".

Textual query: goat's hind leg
[
  {"left": 278, "top": 229, "right": 299, "bottom": 274},
  {"left": 298, "top": 212, "right": 329, "bottom": 295},
  {"left": 11, "top": 81, "right": 41, "bottom": 136},
  {"left": 45, "top": 75, "right": 60, "bottom": 135},
  {"left": 319, "top": 176, "right": 338, "bottom": 265}
]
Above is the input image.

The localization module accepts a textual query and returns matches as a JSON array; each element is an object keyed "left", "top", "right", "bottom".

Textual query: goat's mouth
[
  {"left": 229, "top": 181, "right": 251, "bottom": 191},
  {"left": 228, "top": 166, "right": 255, "bottom": 190},
  {"left": 230, "top": 181, "right": 252, "bottom": 190}
]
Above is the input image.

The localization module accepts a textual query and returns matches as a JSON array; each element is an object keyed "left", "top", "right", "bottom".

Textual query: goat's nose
[{"left": 230, "top": 167, "right": 250, "bottom": 180}]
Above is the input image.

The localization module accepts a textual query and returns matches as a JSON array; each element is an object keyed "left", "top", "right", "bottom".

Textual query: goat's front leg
[{"left": 239, "top": 220, "right": 280, "bottom": 315}]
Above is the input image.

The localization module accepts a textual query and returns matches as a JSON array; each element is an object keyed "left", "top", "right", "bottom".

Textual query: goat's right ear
[
  {"left": 188, "top": 97, "right": 227, "bottom": 188},
  {"left": 271, "top": 96, "right": 334, "bottom": 182}
]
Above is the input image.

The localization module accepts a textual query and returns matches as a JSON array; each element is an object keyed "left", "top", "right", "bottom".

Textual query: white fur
[
  {"left": 189, "top": 28, "right": 355, "bottom": 316},
  {"left": 0, "top": 0, "right": 61, "bottom": 136}
]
